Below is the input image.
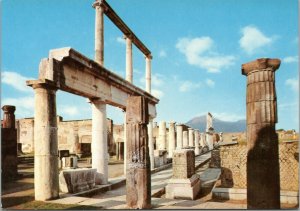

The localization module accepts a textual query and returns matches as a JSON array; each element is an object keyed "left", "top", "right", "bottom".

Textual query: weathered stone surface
[
  {"left": 158, "top": 121, "right": 166, "bottom": 150},
  {"left": 166, "top": 149, "right": 200, "bottom": 200},
  {"left": 59, "top": 168, "right": 97, "bottom": 193},
  {"left": 209, "top": 149, "right": 221, "bottom": 168},
  {"left": 176, "top": 124, "right": 183, "bottom": 149},
  {"left": 62, "top": 156, "right": 78, "bottom": 169},
  {"left": 126, "top": 96, "right": 151, "bottom": 209},
  {"left": 188, "top": 128, "right": 194, "bottom": 147},
  {"left": 172, "top": 149, "right": 195, "bottom": 179},
  {"left": 1, "top": 105, "right": 18, "bottom": 181},
  {"left": 194, "top": 130, "right": 200, "bottom": 156},
  {"left": 242, "top": 58, "right": 281, "bottom": 209},
  {"left": 183, "top": 131, "right": 188, "bottom": 148},
  {"left": 168, "top": 122, "right": 176, "bottom": 158}
]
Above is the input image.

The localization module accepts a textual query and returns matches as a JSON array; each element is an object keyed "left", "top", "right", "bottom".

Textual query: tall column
[
  {"left": 125, "top": 36, "right": 133, "bottom": 83},
  {"left": 242, "top": 58, "right": 281, "bottom": 209},
  {"left": 200, "top": 132, "right": 206, "bottom": 147},
  {"left": 183, "top": 131, "right": 188, "bottom": 148},
  {"left": 91, "top": 100, "right": 108, "bottom": 185},
  {"left": 93, "top": 1, "right": 104, "bottom": 65},
  {"left": 158, "top": 121, "right": 167, "bottom": 150},
  {"left": 32, "top": 83, "right": 59, "bottom": 201},
  {"left": 188, "top": 128, "right": 194, "bottom": 147},
  {"left": 126, "top": 96, "right": 151, "bottom": 209},
  {"left": 168, "top": 121, "right": 176, "bottom": 158},
  {"left": 145, "top": 56, "right": 152, "bottom": 93},
  {"left": 176, "top": 124, "right": 183, "bottom": 149},
  {"left": 148, "top": 120, "right": 155, "bottom": 170},
  {"left": 123, "top": 113, "right": 127, "bottom": 174},
  {"left": 194, "top": 129, "right": 200, "bottom": 156}
]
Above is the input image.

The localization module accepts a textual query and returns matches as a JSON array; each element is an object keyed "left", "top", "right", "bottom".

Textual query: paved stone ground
[{"left": 2, "top": 151, "right": 248, "bottom": 209}]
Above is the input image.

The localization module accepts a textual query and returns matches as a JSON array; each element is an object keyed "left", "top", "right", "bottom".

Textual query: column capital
[
  {"left": 92, "top": 0, "right": 108, "bottom": 10},
  {"left": 145, "top": 54, "right": 153, "bottom": 60},
  {"left": 26, "top": 79, "right": 57, "bottom": 91},
  {"left": 2, "top": 105, "right": 16, "bottom": 113},
  {"left": 123, "top": 34, "right": 134, "bottom": 41},
  {"left": 242, "top": 58, "right": 281, "bottom": 76}
]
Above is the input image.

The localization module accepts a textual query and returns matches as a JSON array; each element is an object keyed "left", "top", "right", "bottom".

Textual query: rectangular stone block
[
  {"left": 59, "top": 168, "right": 97, "bottom": 193},
  {"left": 172, "top": 149, "right": 195, "bottom": 179}
]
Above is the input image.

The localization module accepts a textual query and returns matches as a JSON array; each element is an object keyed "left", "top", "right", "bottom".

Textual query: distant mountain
[{"left": 186, "top": 115, "right": 246, "bottom": 132}]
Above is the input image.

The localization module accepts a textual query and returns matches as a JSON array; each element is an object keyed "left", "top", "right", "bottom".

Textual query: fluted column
[
  {"left": 194, "top": 129, "right": 200, "bottom": 155},
  {"left": 176, "top": 124, "right": 183, "bottom": 149},
  {"left": 158, "top": 121, "right": 167, "bottom": 150},
  {"left": 242, "top": 58, "right": 281, "bottom": 209},
  {"left": 188, "top": 128, "right": 194, "bottom": 147},
  {"left": 183, "top": 131, "right": 188, "bottom": 148},
  {"left": 168, "top": 121, "right": 176, "bottom": 158}
]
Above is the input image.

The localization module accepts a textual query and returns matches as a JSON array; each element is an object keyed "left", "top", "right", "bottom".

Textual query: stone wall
[{"left": 219, "top": 141, "right": 299, "bottom": 191}]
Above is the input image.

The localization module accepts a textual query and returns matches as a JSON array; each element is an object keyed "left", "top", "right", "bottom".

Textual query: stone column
[
  {"left": 242, "top": 58, "right": 281, "bottom": 209},
  {"left": 194, "top": 129, "right": 200, "bottom": 156},
  {"left": 200, "top": 132, "right": 206, "bottom": 147},
  {"left": 125, "top": 36, "right": 133, "bottom": 83},
  {"left": 32, "top": 82, "right": 59, "bottom": 201},
  {"left": 148, "top": 120, "right": 155, "bottom": 169},
  {"left": 168, "top": 121, "right": 176, "bottom": 158},
  {"left": 183, "top": 131, "right": 188, "bottom": 148},
  {"left": 91, "top": 100, "right": 108, "bottom": 185},
  {"left": 158, "top": 121, "right": 167, "bottom": 150},
  {"left": 145, "top": 56, "right": 152, "bottom": 93},
  {"left": 93, "top": 0, "right": 104, "bottom": 65},
  {"left": 126, "top": 96, "right": 151, "bottom": 209},
  {"left": 176, "top": 124, "right": 183, "bottom": 149},
  {"left": 2, "top": 105, "right": 16, "bottom": 129},
  {"left": 188, "top": 128, "right": 194, "bottom": 147}
]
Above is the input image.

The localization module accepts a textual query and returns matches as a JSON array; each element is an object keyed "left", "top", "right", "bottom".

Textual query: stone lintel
[
  {"left": 26, "top": 79, "right": 57, "bottom": 90},
  {"left": 242, "top": 58, "right": 281, "bottom": 76}
]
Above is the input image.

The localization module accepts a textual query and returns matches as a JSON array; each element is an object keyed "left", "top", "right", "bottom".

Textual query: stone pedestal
[
  {"left": 168, "top": 122, "right": 176, "bottom": 158},
  {"left": 242, "top": 58, "right": 281, "bottom": 209},
  {"left": 166, "top": 149, "right": 200, "bottom": 200},
  {"left": 59, "top": 168, "right": 97, "bottom": 193},
  {"left": 126, "top": 96, "right": 151, "bottom": 209},
  {"left": 176, "top": 124, "right": 183, "bottom": 149}
]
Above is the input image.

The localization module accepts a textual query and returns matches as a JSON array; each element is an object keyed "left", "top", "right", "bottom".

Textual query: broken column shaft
[
  {"left": 126, "top": 96, "right": 151, "bottom": 209},
  {"left": 242, "top": 58, "right": 281, "bottom": 209},
  {"left": 176, "top": 124, "right": 183, "bottom": 149},
  {"left": 168, "top": 121, "right": 176, "bottom": 158}
]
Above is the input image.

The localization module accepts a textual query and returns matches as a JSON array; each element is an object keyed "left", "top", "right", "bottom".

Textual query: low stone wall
[{"left": 219, "top": 141, "right": 299, "bottom": 191}]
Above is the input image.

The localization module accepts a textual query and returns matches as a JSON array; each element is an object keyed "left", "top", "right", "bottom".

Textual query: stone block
[
  {"left": 59, "top": 168, "right": 97, "bottom": 193},
  {"left": 165, "top": 174, "right": 201, "bottom": 200},
  {"left": 172, "top": 149, "right": 195, "bottom": 179}
]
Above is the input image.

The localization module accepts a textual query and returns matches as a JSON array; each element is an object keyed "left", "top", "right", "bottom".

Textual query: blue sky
[{"left": 2, "top": 0, "right": 299, "bottom": 131}]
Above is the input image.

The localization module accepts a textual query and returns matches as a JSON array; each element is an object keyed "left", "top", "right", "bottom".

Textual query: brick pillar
[
  {"left": 242, "top": 58, "right": 281, "bottom": 209},
  {"left": 126, "top": 96, "right": 151, "bottom": 209}
]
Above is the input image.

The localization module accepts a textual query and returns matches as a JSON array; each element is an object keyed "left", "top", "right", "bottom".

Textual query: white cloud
[
  {"left": 214, "top": 112, "right": 245, "bottom": 122},
  {"left": 239, "top": 25, "right": 274, "bottom": 55},
  {"left": 176, "top": 37, "right": 235, "bottom": 73},
  {"left": 152, "top": 89, "right": 164, "bottom": 99},
  {"left": 283, "top": 56, "right": 298, "bottom": 63},
  {"left": 116, "top": 36, "right": 125, "bottom": 44},
  {"left": 2, "top": 71, "right": 34, "bottom": 92},
  {"left": 179, "top": 81, "right": 201, "bottom": 92},
  {"left": 159, "top": 50, "right": 167, "bottom": 58},
  {"left": 278, "top": 102, "right": 298, "bottom": 109},
  {"left": 285, "top": 78, "right": 298, "bottom": 92},
  {"left": 205, "top": 79, "right": 215, "bottom": 88},
  {"left": 58, "top": 105, "right": 79, "bottom": 117},
  {"left": 2, "top": 96, "right": 35, "bottom": 117}
]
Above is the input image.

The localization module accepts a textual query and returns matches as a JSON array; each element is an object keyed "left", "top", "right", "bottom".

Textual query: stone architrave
[
  {"left": 168, "top": 122, "right": 176, "bottom": 158},
  {"left": 166, "top": 149, "right": 200, "bottom": 200},
  {"left": 158, "top": 121, "right": 167, "bottom": 150},
  {"left": 188, "top": 128, "right": 194, "bottom": 147},
  {"left": 176, "top": 124, "right": 183, "bottom": 149},
  {"left": 126, "top": 96, "right": 151, "bottom": 209},
  {"left": 194, "top": 129, "right": 200, "bottom": 156},
  {"left": 242, "top": 58, "right": 281, "bottom": 209},
  {"left": 183, "top": 131, "right": 188, "bottom": 148}
]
